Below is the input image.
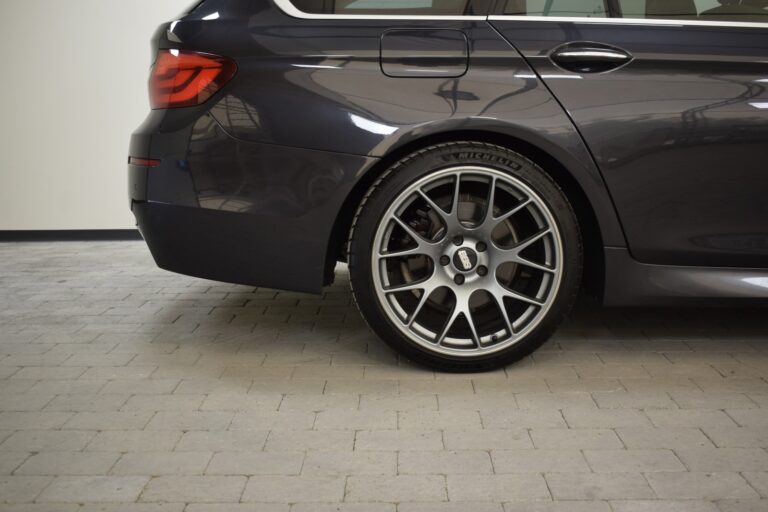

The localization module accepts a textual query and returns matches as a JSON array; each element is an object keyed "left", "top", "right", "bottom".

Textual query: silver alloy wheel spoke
[
  {"left": 391, "top": 216, "right": 434, "bottom": 248},
  {"left": 490, "top": 282, "right": 545, "bottom": 307},
  {"left": 384, "top": 273, "right": 440, "bottom": 293},
  {"left": 417, "top": 190, "right": 449, "bottom": 221},
  {"left": 492, "top": 293, "right": 515, "bottom": 336},
  {"left": 516, "top": 257, "right": 556, "bottom": 274},
  {"left": 501, "top": 228, "right": 552, "bottom": 255},
  {"left": 493, "top": 198, "right": 533, "bottom": 225},
  {"left": 407, "top": 287, "right": 435, "bottom": 327},
  {"left": 372, "top": 166, "right": 564, "bottom": 358}
]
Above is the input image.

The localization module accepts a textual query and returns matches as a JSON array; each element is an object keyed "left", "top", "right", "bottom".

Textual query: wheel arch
[{"left": 325, "top": 128, "right": 623, "bottom": 298}]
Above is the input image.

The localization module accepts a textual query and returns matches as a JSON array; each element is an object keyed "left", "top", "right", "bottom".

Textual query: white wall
[{"left": 0, "top": 0, "right": 192, "bottom": 230}]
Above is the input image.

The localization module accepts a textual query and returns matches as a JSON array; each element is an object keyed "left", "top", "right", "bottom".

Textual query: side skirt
[{"left": 602, "top": 247, "right": 768, "bottom": 306}]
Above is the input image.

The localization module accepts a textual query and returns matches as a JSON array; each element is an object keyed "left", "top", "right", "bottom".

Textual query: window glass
[
  {"left": 618, "top": 0, "right": 768, "bottom": 22},
  {"left": 290, "top": 0, "right": 487, "bottom": 15},
  {"left": 501, "top": 0, "right": 608, "bottom": 17}
]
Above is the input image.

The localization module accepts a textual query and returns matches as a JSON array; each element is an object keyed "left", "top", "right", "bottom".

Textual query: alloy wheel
[{"left": 371, "top": 166, "right": 564, "bottom": 357}]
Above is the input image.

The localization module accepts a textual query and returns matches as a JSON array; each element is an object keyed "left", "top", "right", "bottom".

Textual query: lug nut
[
  {"left": 440, "top": 255, "right": 450, "bottom": 266},
  {"left": 476, "top": 242, "right": 487, "bottom": 253},
  {"left": 454, "top": 275, "right": 465, "bottom": 285},
  {"left": 477, "top": 266, "right": 488, "bottom": 277},
  {"left": 453, "top": 235, "right": 464, "bottom": 246}
]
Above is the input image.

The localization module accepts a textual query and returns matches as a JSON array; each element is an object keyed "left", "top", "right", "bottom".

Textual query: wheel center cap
[{"left": 452, "top": 247, "right": 478, "bottom": 272}]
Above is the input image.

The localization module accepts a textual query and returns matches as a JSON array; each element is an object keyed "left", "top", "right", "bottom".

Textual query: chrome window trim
[
  {"left": 488, "top": 15, "right": 768, "bottom": 29},
  {"left": 272, "top": 0, "right": 768, "bottom": 27},
  {"left": 272, "top": 0, "right": 485, "bottom": 20}
]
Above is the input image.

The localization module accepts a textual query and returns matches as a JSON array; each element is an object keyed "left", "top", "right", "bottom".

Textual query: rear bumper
[
  {"left": 128, "top": 111, "right": 377, "bottom": 293},
  {"left": 132, "top": 200, "right": 326, "bottom": 293}
]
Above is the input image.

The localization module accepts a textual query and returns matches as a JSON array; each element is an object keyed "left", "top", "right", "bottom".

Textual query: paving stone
[
  {"left": 359, "top": 394, "right": 437, "bottom": 412},
  {"left": 398, "top": 410, "right": 482, "bottom": 430},
  {"left": 291, "top": 505, "right": 393, "bottom": 512},
  {"left": 742, "top": 472, "right": 768, "bottom": 498},
  {"left": 646, "top": 410, "right": 739, "bottom": 428},
  {"left": 101, "top": 379, "right": 179, "bottom": 395},
  {"left": 675, "top": 448, "right": 768, "bottom": 472},
  {"left": 0, "top": 504, "right": 83, "bottom": 512},
  {"left": 401, "top": 504, "right": 501, "bottom": 512},
  {"left": 646, "top": 472, "right": 759, "bottom": 500},
  {"left": 44, "top": 393, "right": 130, "bottom": 412},
  {"left": 584, "top": 449, "right": 686, "bottom": 473},
  {"left": 63, "top": 411, "right": 153, "bottom": 430},
  {"left": 346, "top": 475, "right": 447, "bottom": 502},
  {"left": 140, "top": 476, "right": 246, "bottom": 503},
  {"left": 398, "top": 450, "right": 492, "bottom": 474},
  {"left": 616, "top": 427, "right": 715, "bottom": 449},
  {"left": 37, "top": 476, "right": 148, "bottom": 502},
  {"left": 480, "top": 409, "right": 567, "bottom": 429},
  {"left": 0, "top": 476, "right": 52, "bottom": 503},
  {"left": 0, "top": 430, "right": 96, "bottom": 452},
  {"left": 443, "top": 429, "right": 532, "bottom": 450},
  {"left": 545, "top": 473, "right": 655, "bottom": 500},
  {"left": 175, "top": 431, "right": 268, "bottom": 452},
  {"left": 563, "top": 409, "right": 652, "bottom": 428},
  {"left": 592, "top": 391, "right": 679, "bottom": 410},
  {"left": 515, "top": 392, "right": 597, "bottom": 410},
  {"left": 0, "top": 411, "right": 73, "bottom": 430},
  {"left": 725, "top": 409, "right": 768, "bottom": 427},
  {"left": 530, "top": 429, "right": 623, "bottom": 449},
  {"left": 354, "top": 430, "right": 443, "bottom": 451},
  {"left": 86, "top": 431, "right": 182, "bottom": 452},
  {"left": 492, "top": 449, "right": 590, "bottom": 473},
  {"left": 145, "top": 412, "right": 233, "bottom": 431},
  {"left": 670, "top": 391, "right": 758, "bottom": 410},
  {"left": 111, "top": 452, "right": 212, "bottom": 475},
  {"left": 15, "top": 452, "right": 120, "bottom": 475},
  {"left": 0, "top": 452, "right": 30, "bottom": 475},
  {"left": 315, "top": 410, "right": 396, "bottom": 430},
  {"left": 266, "top": 430, "right": 353, "bottom": 451},
  {"left": 504, "top": 502, "right": 612, "bottom": 512},
  {"left": 242, "top": 476, "right": 345, "bottom": 503},
  {"left": 717, "top": 500, "right": 768, "bottom": 512},
  {"left": 122, "top": 394, "right": 205, "bottom": 412},
  {"left": 186, "top": 505, "right": 288, "bottom": 512},
  {"left": 447, "top": 474, "right": 550, "bottom": 501},
  {"left": 610, "top": 501, "right": 718, "bottom": 512},
  {"left": 206, "top": 452, "right": 304, "bottom": 476},
  {"left": 302, "top": 450, "right": 395, "bottom": 475},
  {"left": 703, "top": 427, "right": 768, "bottom": 448},
  {"left": 0, "top": 394, "right": 55, "bottom": 412},
  {"left": 230, "top": 411, "right": 315, "bottom": 431},
  {"left": 11, "top": 367, "right": 87, "bottom": 380}
]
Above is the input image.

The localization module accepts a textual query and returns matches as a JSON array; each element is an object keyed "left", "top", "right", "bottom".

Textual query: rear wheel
[{"left": 348, "top": 142, "right": 582, "bottom": 372}]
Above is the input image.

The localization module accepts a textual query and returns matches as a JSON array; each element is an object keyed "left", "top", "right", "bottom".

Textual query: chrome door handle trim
[{"left": 552, "top": 49, "right": 631, "bottom": 61}]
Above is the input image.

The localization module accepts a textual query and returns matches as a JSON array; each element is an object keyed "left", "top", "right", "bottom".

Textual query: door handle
[{"left": 550, "top": 43, "right": 633, "bottom": 74}]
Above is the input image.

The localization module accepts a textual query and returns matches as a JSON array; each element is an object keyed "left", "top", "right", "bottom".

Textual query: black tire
[{"left": 348, "top": 142, "right": 582, "bottom": 372}]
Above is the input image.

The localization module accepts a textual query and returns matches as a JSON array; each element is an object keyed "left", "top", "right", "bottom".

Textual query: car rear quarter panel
[{"left": 133, "top": 0, "right": 628, "bottom": 293}]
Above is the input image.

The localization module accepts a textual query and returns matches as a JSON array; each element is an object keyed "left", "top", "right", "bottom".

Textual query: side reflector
[
  {"left": 128, "top": 157, "right": 161, "bottom": 167},
  {"left": 149, "top": 50, "right": 237, "bottom": 109}
]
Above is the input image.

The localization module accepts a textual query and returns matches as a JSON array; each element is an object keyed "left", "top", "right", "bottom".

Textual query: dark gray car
[{"left": 129, "top": 0, "right": 768, "bottom": 371}]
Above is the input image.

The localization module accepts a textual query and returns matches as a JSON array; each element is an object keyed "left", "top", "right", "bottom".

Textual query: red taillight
[
  {"left": 128, "top": 157, "right": 161, "bottom": 167},
  {"left": 149, "top": 50, "right": 237, "bottom": 109}
]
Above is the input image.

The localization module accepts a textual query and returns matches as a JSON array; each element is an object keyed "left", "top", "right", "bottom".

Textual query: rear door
[{"left": 490, "top": 0, "right": 768, "bottom": 267}]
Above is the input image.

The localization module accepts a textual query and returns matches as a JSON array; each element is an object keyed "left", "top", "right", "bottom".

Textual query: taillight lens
[{"left": 150, "top": 50, "right": 237, "bottom": 109}]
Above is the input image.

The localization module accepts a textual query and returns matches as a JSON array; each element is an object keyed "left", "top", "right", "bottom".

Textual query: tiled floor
[{"left": 0, "top": 241, "right": 767, "bottom": 512}]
